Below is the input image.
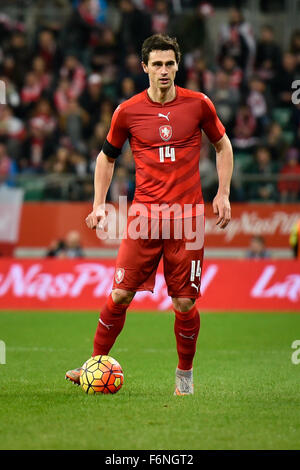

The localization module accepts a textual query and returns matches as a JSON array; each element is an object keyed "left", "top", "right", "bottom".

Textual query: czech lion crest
[{"left": 159, "top": 125, "right": 172, "bottom": 141}]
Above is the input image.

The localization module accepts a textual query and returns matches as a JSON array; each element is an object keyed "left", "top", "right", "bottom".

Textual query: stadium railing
[{"left": 7, "top": 172, "right": 300, "bottom": 202}]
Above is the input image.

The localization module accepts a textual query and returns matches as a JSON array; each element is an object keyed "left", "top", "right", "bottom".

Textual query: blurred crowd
[
  {"left": 0, "top": 0, "right": 300, "bottom": 202},
  {"left": 46, "top": 230, "right": 84, "bottom": 257}
]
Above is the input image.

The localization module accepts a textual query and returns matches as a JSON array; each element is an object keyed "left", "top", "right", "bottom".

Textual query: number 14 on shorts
[{"left": 190, "top": 260, "right": 201, "bottom": 282}]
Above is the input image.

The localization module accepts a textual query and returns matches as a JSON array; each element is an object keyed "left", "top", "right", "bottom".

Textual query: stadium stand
[{"left": 0, "top": 0, "right": 299, "bottom": 203}]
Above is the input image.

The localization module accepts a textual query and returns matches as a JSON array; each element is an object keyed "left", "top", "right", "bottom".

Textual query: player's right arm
[
  {"left": 85, "top": 104, "right": 129, "bottom": 230},
  {"left": 85, "top": 151, "right": 116, "bottom": 229}
]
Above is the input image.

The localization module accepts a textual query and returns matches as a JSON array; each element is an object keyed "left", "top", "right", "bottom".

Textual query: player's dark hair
[{"left": 142, "top": 34, "right": 181, "bottom": 65}]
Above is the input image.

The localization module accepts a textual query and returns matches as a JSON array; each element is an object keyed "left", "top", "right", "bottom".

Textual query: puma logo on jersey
[
  {"left": 99, "top": 318, "right": 114, "bottom": 330},
  {"left": 179, "top": 332, "right": 196, "bottom": 340},
  {"left": 158, "top": 112, "right": 170, "bottom": 121},
  {"left": 191, "top": 283, "right": 200, "bottom": 292}
]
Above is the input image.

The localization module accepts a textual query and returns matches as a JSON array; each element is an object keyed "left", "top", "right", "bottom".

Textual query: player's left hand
[{"left": 212, "top": 193, "right": 231, "bottom": 229}]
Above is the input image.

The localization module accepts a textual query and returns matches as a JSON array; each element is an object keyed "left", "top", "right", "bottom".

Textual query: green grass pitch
[{"left": 0, "top": 311, "right": 300, "bottom": 450}]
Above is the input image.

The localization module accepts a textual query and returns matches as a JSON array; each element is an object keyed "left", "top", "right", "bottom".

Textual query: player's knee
[
  {"left": 172, "top": 298, "right": 195, "bottom": 312},
  {"left": 112, "top": 289, "right": 135, "bottom": 305}
]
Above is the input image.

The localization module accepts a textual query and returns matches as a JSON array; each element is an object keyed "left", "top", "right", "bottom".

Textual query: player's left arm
[
  {"left": 212, "top": 133, "right": 233, "bottom": 229},
  {"left": 200, "top": 94, "right": 233, "bottom": 230}
]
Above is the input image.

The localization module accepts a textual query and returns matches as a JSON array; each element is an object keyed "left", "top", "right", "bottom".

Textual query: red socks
[
  {"left": 173, "top": 305, "right": 200, "bottom": 371},
  {"left": 93, "top": 295, "right": 200, "bottom": 370},
  {"left": 93, "top": 294, "right": 128, "bottom": 356}
]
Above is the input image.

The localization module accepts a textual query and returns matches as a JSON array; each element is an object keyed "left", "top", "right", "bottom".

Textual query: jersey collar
[{"left": 145, "top": 85, "right": 178, "bottom": 106}]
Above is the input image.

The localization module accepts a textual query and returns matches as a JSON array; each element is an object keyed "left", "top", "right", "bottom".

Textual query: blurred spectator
[
  {"left": 198, "top": 135, "right": 217, "bottom": 202},
  {"left": 220, "top": 55, "right": 243, "bottom": 90},
  {"left": 46, "top": 239, "right": 66, "bottom": 257},
  {"left": 289, "top": 219, "right": 300, "bottom": 259},
  {"left": 263, "top": 122, "right": 287, "bottom": 162},
  {"left": 88, "top": 121, "right": 109, "bottom": 164},
  {"left": 46, "top": 230, "right": 84, "bottom": 257},
  {"left": 278, "top": 148, "right": 300, "bottom": 202},
  {"left": 34, "top": 29, "right": 63, "bottom": 72},
  {"left": 44, "top": 146, "right": 74, "bottom": 199},
  {"left": 1, "top": 56, "right": 17, "bottom": 85},
  {"left": 62, "top": 0, "right": 105, "bottom": 59},
  {"left": 119, "top": 76, "right": 136, "bottom": 102},
  {"left": 31, "top": 99, "right": 57, "bottom": 134},
  {"left": 61, "top": 230, "right": 85, "bottom": 258},
  {"left": 118, "top": 0, "right": 152, "bottom": 55},
  {"left": 0, "top": 13, "right": 24, "bottom": 45},
  {"left": 230, "top": 162, "right": 246, "bottom": 202},
  {"left": 272, "top": 52, "right": 298, "bottom": 107},
  {"left": 21, "top": 98, "right": 57, "bottom": 170},
  {"left": 172, "top": 2, "right": 207, "bottom": 55},
  {"left": 20, "top": 105, "right": 57, "bottom": 173},
  {"left": 110, "top": 144, "right": 135, "bottom": 201},
  {"left": 31, "top": 56, "right": 52, "bottom": 92},
  {"left": 4, "top": 32, "right": 30, "bottom": 88},
  {"left": 121, "top": 144, "right": 135, "bottom": 178},
  {"left": 54, "top": 78, "right": 73, "bottom": 114},
  {"left": 0, "top": 106, "right": 25, "bottom": 159},
  {"left": 151, "top": 0, "right": 170, "bottom": 35},
  {"left": 58, "top": 98, "right": 89, "bottom": 151},
  {"left": 69, "top": 149, "right": 88, "bottom": 176},
  {"left": 20, "top": 71, "right": 43, "bottom": 110},
  {"left": 120, "top": 52, "right": 148, "bottom": 93},
  {"left": 90, "top": 27, "right": 118, "bottom": 73},
  {"left": 0, "top": 143, "right": 16, "bottom": 185},
  {"left": 79, "top": 73, "right": 104, "bottom": 136},
  {"left": 99, "top": 99, "right": 114, "bottom": 127},
  {"left": 218, "top": 7, "right": 256, "bottom": 77},
  {"left": 289, "top": 29, "right": 300, "bottom": 68},
  {"left": 292, "top": 102, "right": 300, "bottom": 148},
  {"left": 46, "top": 146, "right": 72, "bottom": 174},
  {"left": 246, "top": 76, "right": 269, "bottom": 135},
  {"left": 211, "top": 70, "right": 239, "bottom": 130},
  {"left": 255, "top": 25, "right": 281, "bottom": 82},
  {"left": 246, "top": 235, "right": 270, "bottom": 259},
  {"left": 186, "top": 57, "right": 215, "bottom": 95},
  {"left": 247, "top": 146, "right": 278, "bottom": 201},
  {"left": 0, "top": 76, "right": 20, "bottom": 109},
  {"left": 110, "top": 166, "right": 131, "bottom": 202},
  {"left": 232, "top": 105, "right": 257, "bottom": 150},
  {"left": 60, "top": 55, "right": 86, "bottom": 100}
]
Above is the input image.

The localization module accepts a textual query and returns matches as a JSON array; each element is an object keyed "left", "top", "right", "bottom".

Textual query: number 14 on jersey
[{"left": 159, "top": 146, "right": 175, "bottom": 163}]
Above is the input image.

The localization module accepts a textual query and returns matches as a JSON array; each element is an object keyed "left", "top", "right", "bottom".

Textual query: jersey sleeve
[
  {"left": 200, "top": 94, "right": 225, "bottom": 143},
  {"left": 103, "top": 105, "right": 129, "bottom": 158}
]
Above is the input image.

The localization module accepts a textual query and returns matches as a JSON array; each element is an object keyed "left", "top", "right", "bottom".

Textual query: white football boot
[{"left": 174, "top": 368, "right": 194, "bottom": 395}]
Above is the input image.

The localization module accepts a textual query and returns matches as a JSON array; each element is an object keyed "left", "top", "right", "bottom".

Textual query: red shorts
[{"left": 112, "top": 216, "right": 204, "bottom": 299}]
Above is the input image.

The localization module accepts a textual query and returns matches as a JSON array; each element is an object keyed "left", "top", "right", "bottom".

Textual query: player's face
[{"left": 142, "top": 50, "right": 178, "bottom": 91}]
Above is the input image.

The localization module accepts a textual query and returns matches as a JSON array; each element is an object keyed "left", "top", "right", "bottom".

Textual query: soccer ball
[{"left": 80, "top": 355, "right": 124, "bottom": 395}]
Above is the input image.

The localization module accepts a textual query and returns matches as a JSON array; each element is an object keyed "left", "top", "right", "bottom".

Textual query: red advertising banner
[
  {"left": 0, "top": 259, "right": 299, "bottom": 311},
  {"left": 205, "top": 203, "right": 300, "bottom": 248},
  {"left": 17, "top": 203, "right": 300, "bottom": 249}
]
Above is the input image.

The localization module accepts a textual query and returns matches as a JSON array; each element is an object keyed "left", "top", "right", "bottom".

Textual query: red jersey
[{"left": 105, "top": 85, "right": 225, "bottom": 215}]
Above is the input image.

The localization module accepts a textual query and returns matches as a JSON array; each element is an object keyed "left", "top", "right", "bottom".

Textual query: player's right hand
[{"left": 85, "top": 207, "right": 107, "bottom": 230}]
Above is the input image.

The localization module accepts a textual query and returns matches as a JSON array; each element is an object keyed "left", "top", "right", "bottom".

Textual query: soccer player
[{"left": 66, "top": 34, "right": 233, "bottom": 395}]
